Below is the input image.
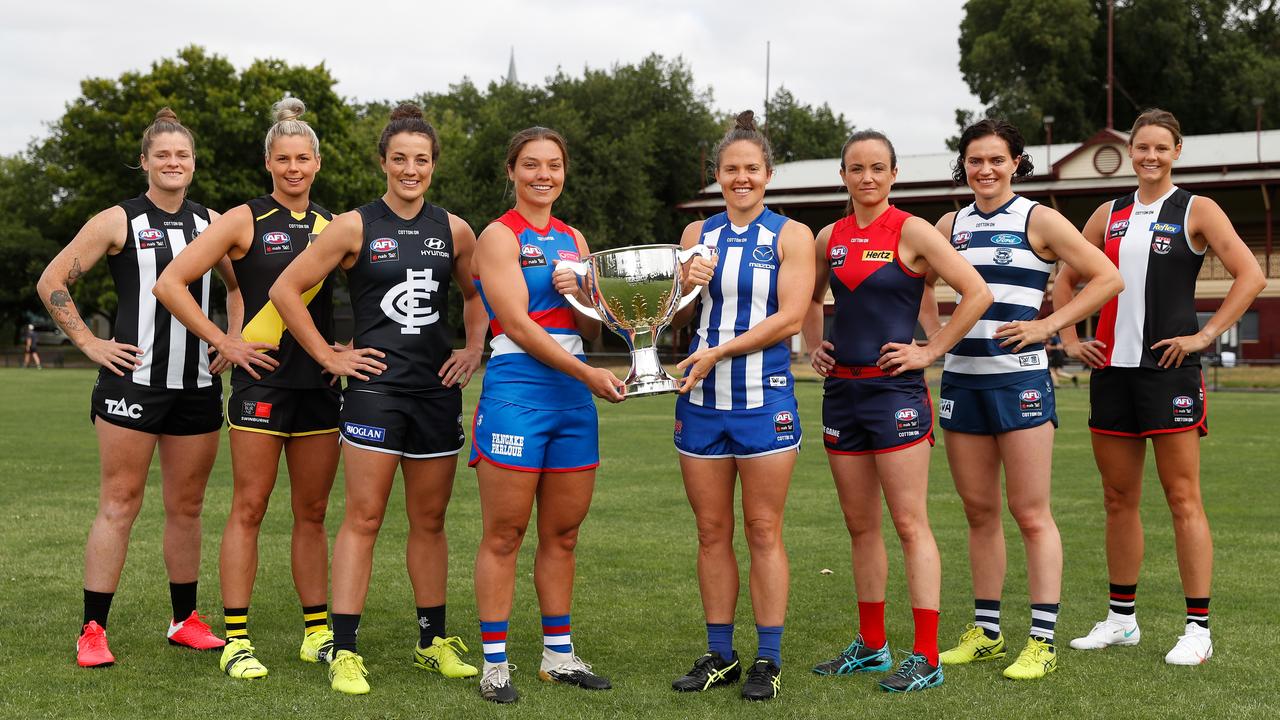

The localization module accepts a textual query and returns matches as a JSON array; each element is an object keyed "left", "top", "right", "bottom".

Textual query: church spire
[{"left": 505, "top": 47, "right": 518, "bottom": 85}]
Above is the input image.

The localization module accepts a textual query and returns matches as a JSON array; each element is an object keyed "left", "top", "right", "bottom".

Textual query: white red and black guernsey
[
  {"left": 108, "top": 193, "right": 213, "bottom": 389},
  {"left": 1095, "top": 187, "right": 1205, "bottom": 368},
  {"left": 233, "top": 195, "right": 334, "bottom": 389},
  {"left": 346, "top": 198, "right": 455, "bottom": 396}
]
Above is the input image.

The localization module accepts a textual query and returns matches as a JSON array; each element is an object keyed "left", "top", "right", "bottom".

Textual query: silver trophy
[{"left": 558, "top": 244, "right": 711, "bottom": 397}]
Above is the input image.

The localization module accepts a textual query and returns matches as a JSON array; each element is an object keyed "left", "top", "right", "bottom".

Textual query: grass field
[{"left": 0, "top": 367, "right": 1277, "bottom": 719}]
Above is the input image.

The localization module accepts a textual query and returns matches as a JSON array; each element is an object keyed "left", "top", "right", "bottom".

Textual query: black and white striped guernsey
[{"left": 107, "top": 194, "right": 214, "bottom": 389}]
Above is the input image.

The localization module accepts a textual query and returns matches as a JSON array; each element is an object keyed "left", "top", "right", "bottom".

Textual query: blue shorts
[
  {"left": 938, "top": 372, "right": 1057, "bottom": 435},
  {"left": 821, "top": 372, "right": 934, "bottom": 455},
  {"left": 468, "top": 396, "right": 599, "bottom": 473},
  {"left": 674, "top": 395, "right": 802, "bottom": 459}
]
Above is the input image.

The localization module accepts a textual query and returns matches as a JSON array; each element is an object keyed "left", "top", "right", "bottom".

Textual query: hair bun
[
  {"left": 154, "top": 107, "right": 180, "bottom": 123},
  {"left": 734, "top": 110, "right": 757, "bottom": 131},
  {"left": 389, "top": 102, "right": 424, "bottom": 121},
  {"left": 273, "top": 97, "right": 306, "bottom": 122}
]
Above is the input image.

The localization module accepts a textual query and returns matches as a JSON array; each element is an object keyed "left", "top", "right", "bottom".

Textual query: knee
[
  {"left": 293, "top": 496, "right": 328, "bottom": 526},
  {"left": 98, "top": 489, "right": 143, "bottom": 527},
  {"left": 743, "top": 515, "right": 782, "bottom": 553},
  {"left": 961, "top": 497, "right": 1002, "bottom": 530},
  {"left": 1008, "top": 502, "right": 1055, "bottom": 539},
  {"left": 409, "top": 511, "right": 446, "bottom": 538},
  {"left": 231, "top": 495, "right": 271, "bottom": 528},
  {"left": 483, "top": 524, "right": 527, "bottom": 558},
  {"left": 1164, "top": 485, "right": 1205, "bottom": 523},
  {"left": 343, "top": 507, "right": 385, "bottom": 538},
  {"left": 1102, "top": 483, "right": 1140, "bottom": 515},
  {"left": 541, "top": 525, "right": 580, "bottom": 555},
  {"left": 695, "top": 517, "right": 734, "bottom": 551},
  {"left": 891, "top": 514, "right": 928, "bottom": 548}
]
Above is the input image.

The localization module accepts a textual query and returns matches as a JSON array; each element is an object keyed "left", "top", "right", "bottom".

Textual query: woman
[
  {"left": 803, "top": 130, "right": 991, "bottom": 693},
  {"left": 37, "top": 108, "right": 234, "bottom": 667},
  {"left": 270, "top": 103, "right": 487, "bottom": 694},
  {"left": 667, "top": 111, "right": 815, "bottom": 702},
  {"left": 1055, "top": 109, "right": 1264, "bottom": 665},
  {"left": 927, "top": 119, "right": 1121, "bottom": 680},
  {"left": 22, "top": 324, "right": 42, "bottom": 369},
  {"left": 470, "top": 126, "right": 625, "bottom": 704},
  {"left": 154, "top": 98, "right": 340, "bottom": 679}
]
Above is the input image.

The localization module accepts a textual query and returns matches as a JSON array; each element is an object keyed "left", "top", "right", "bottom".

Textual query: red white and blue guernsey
[{"left": 469, "top": 210, "right": 597, "bottom": 472}]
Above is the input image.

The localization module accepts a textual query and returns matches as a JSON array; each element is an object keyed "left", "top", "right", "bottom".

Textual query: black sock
[
  {"left": 169, "top": 581, "right": 197, "bottom": 621},
  {"left": 417, "top": 604, "right": 446, "bottom": 647},
  {"left": 1186, "top": 597, "right": 1210, "bottom": 629},
  {"left": 1109, "top": 582, "right": 1136, "bottom": 616},
  {"left": 83, "top": 589, "right": 114, "bottom": 629},
  {"left": 333, "top": 613, "right": 361, "bottom": 654},
  {"left": 224, "top": 607, "right": 249, "bottom": 641}
]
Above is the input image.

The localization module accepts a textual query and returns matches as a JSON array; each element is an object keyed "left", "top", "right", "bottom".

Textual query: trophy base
[{"left": 625, "top": 374, "right": 681, "bottom": 398}]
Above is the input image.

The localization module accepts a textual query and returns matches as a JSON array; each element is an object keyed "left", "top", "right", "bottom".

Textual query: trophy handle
[
  {"left": 554, "top": 260, "right": 603, "bottom": 321},
  {"left": 675, "top": 244, "right": 713, "bottom": 311}
]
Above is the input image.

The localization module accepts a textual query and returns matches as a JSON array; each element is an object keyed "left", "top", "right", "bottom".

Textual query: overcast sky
[{"left": 1, "top": 0, "right": 981, "bottom": 158}]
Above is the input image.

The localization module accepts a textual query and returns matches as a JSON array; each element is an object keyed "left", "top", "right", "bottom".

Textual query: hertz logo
[{"left": 862, "top": 250, "right": 894, "bottom": 262}]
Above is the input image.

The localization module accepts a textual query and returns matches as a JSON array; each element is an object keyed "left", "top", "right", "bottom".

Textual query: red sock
[
  {"left": 857, "top": 601, "right": 886, "bottom": 648},
  {"left": 912, "top": 608, "right": 940, "bottom": 666}
]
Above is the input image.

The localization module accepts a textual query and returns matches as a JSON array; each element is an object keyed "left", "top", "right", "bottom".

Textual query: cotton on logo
[
  {"left": 380, "top": 268, "right": 440, "bottom": 334},
  {"left": 105, "top": 398, "right": 142, "bottom": 418}
]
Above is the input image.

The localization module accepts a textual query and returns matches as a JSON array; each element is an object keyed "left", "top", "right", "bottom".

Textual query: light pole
[
  {"left": 1254, "top": 97, "right": 1264, "bottom": 164},
  {"left": 1043, "top": 115, "right": 1055, "bottom": 176}
]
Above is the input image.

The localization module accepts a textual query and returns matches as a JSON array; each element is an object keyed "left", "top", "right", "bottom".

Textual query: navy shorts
[
  {"left": 674, "top": 395, "right": 802, "bottom": 459},
  {"left": 90, "top": 371, "right": 223, "bottom": 436},
  {"left": 939, "top": 372, "right": 1057, "bottom": 435},
  {"left": 340, "top": 389, "right": 464, "bottom": 459},
  {"left": 228, "top": 384, "right": 340, "bottom": 437},
  {"left": 821, "top": 372, "right": 933, "bottom": 455},
  {"left": 1089, "top": 366, "right": 1207, "bottom": 438},
  {"left": 469, "top": 397, "right": 599, "bottom": 473}
]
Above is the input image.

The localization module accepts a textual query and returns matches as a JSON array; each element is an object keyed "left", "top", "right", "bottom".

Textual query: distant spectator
[{"left": 22, "top": 324, "right": 43, "bottom": 369}]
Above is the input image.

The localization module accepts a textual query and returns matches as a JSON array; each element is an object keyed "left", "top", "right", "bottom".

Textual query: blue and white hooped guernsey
[
  {"left": 685, "top": 207, "right": 793, "bottom": 410},
  {"left": 943, "top": 195, "right": 1054, "bottom": 389}
]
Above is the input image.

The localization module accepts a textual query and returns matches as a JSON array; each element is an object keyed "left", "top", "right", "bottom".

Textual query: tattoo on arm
[
  {"left": 48, "top": 289, "right": 86, "bottom": 333},
  {"left": 66, "top": 257, "right": 84, "bottom": 285}
]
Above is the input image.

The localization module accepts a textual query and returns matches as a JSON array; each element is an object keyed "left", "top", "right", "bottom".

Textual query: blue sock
[
  {"left": 756, "top": 624, "right": 783, "bottom": 665},
  {"left": 706, "top": 622, "right": 734, "bottom": 658},
  {"left": 541, "top": 614, "right": 572, "bottom": 654},
  {"left": 480, "top": 620, "right": 508, "bottom": 663}
]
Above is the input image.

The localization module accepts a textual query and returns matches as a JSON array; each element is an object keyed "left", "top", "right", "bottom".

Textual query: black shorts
[
  {"left": 228, "top": 384, "right": 341, "bottom": 437},
  {"left": 90, "top": 371, "right": 223, "bottom": 436},
  {"left": 1089, "top": 366, "right": 1208, "bottom": 438},
  {"left": 822, "top": 371, "right": 934, "bottom": 455},
  {"left": 339, "top": 389, "right": 464, "bottom": 459}
]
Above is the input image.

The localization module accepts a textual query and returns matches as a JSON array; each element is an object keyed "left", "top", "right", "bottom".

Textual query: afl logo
[
  {"left": 830, "top": 246, "right": 848, "bottom": 259},
  {"left": 753, "top": 246, "right": 775, "bottom": 263},
  {"left": 895, "top": 408, "right": 919, "bottom": 422},
  {"left": 1109, "top": 219, "right": 1129, "bottom": 235},
  {"left": 1020, "top": 389, "right": 1042, "bottom": 403},
  {"left": 371, "top": 238, "right": 398, "bottom": 253},
  {"left": 1173, "top": 395, "right": 1194, "bottom": 409},
  {"left": 263, "top": 232, "right": 289, "bottom": 245},
  {"left": 521, "top": 245, "right": 544, "bottom": 258},
  {"left": 991, "top": 233, "right": 1022, "bottom": 245},
  {"left": 424, "top": 237, "right": 446, "bottom": 251},
  {"left": 774, "top": 411, "right": 793, "bottom": 424},
  {"left": 952, "top": 231, "right": 971, "bottom": 249},
  {"left": 138, "top": 228, "right": 164, "bottom": 242}
]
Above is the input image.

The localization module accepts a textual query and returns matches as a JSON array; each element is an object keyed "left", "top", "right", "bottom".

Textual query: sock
[
  {"left": 857, "top": 600, "right": 886, "bottom": 648},
  {"left": 417, "top": 604, "right": 446, "bottom": 646},
  {"left": 1109, "top": 582, "right": 1136, "bottom": 617},
  {"left": 303, "top": 604, "right": 328, "bottom": 636},
  {"left": 756, "top": 625, "right": 783, "bottom": 665},
  {"left": 912, "top": 608, "right": 940, "bottom": 666},
  {"left": 333, "top": 613, "right": 361, "bottom": 654},
  {"left": 707, "top": 622, "right": 734, "bottom": 658},
  {"left": 224, "top": 607, "right": 249, "bottom": 641},
  {"left": 1030, "top": 602, "right": 1060, "bottom": 645},
  {"left": 83, "top": 589, "right": 114, "bottom": 629},
  {"left": 481, "top": 620, "right": 509, "bottom": 663},
  {"left": 542, "top": 614, "right": 572, "bottom": 654},
  {"left": 169, "top": 581, "right": 197, "bottom": 621},
  {"left": 1186, "top": 597, "right": 1210, "bottom": 629},
  {"left": 975, "top": 598, "right": 1001, "bottom": 639}
]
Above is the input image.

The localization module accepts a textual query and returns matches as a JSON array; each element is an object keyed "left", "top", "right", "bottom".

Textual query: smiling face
[
  {"left": 266, "top": 134, "right": 320, "bottom": 200},
  {"left": 507, "top": 138, "right": 565, "bottom": 210},
  {"left": 962, "top": 134, "right": 1018, "bottom": 203},
  {"left": 715, "top": 140, "right": 771, "bottom": 214},
  {"left": 1129, "top": 124, "right": 1181, "bottom": 185},
  {"left": 380, "top": 131, "right": 435, "bottom": 202},
  {"left": 140, "top": 132, "right": 195, "bottom": 193},
  {"left": 840, "top": 139, "right": 897, "bottom": 210}
]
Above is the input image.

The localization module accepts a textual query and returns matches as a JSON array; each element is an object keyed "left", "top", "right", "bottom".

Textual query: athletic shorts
[
  {"left": 822, "top": 371, "right": 933, "bottom": 455},
  {"left": 939, "top": 372, "right": 1057, "bottom": 435},
  {"left": 674, "top": 395, "right": 802, "bottom": 459},
  {"left": 227, "top": 384, "right": 340, "bottom": 437},
  {"left": 339, "top": 388, "right": 464, "bottom": 458},
  {"left": 89, "top": 371, "right": 223, "bottom": 436},
  {"left": 468, "top": 397, "right": 599, "bottom": 472},
  {"left": 1089, "top": 365, "right": 1208, "bottom": 438}
]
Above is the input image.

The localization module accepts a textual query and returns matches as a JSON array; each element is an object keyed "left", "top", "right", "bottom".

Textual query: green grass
[{"left": 0, "top": 368, "right": 1277, "bottom": 719}]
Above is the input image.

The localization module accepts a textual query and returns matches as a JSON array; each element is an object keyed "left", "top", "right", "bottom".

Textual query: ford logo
[{"left": 990, "top": 233, "right": 1022, "bottom": 245}]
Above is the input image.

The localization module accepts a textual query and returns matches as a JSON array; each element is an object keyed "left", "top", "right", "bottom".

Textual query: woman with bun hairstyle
[
  {"left": 37, "top": 107, "right": 235, "bottom": 667},
  {"left": 271, "top": 102, "right": 487, "bottom": 694},
  {"left": 155, "top": 97, "right": 341, "bottom": 679},
  {"left": 468, "top": 126, "right": 624, "bottom": 704},
  {"left": 926, "top": 119, "right": 1121, "bottom": 681},
  {"left": 667, "top": 111, "right": 815, "bottom": 702},
  {"left": 804, "top": 130, "right": 991, "bottom": 693},
  {"left": 1056, "top": 109, "right": 1264, "bottom": 665}
]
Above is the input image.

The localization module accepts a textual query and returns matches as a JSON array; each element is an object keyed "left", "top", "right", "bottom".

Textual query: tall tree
[{"left": 764, "top": 87, "right": 854, "bottom": 163}]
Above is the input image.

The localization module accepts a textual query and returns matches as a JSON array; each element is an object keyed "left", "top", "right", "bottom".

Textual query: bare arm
[
  {"left": 437, "top": 213, "right": 487, "bottom": 388},
  {"left": 269, "top": 210, "right": 386, "bottom": 380},
  {"left": 803, "top": 224, "right": 835, "bottom": 376},
  {"left": 670, "top": 220, "right": 708, "bottom": 331},
  {"left": 1052, "top": 203, "right": 1111, "bottom": 367},
  {"left": 36, "top": 206, "right": 144, "bottom": 375},
  {"left": 677, "top": 220, "right": 816, "bottom": 391}
]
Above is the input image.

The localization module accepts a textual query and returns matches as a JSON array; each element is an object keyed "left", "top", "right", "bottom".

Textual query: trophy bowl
[{"left": 559, "top": 244, "right": 710, "bottom": 397}]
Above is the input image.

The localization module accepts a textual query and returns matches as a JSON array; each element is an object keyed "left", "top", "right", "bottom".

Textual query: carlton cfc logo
[
  {"left": 371, "top": 238, "right": 398, "bottom": 253},
  {"left": 263, "top": 232, "right": 289, "bottom": 245},
  {"left": 1020, "top": 389, "right": 1042, "bottom": 403},
  {"left": 521, "top": 245, "right": 544, "bottom": 258},
  {"left": 895, "top": 408, "right": 919, "bottom": 422},
  {"left": 380, "top": 268, "right": 440, "bottom": 334}
]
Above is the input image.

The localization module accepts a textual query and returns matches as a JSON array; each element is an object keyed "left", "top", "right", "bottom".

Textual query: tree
[
  {"left": 764, "top": 87, "right": 854, "bottom": 163},
  {"left": 0, "top": 154, "right": 59, "bottom": 339}
]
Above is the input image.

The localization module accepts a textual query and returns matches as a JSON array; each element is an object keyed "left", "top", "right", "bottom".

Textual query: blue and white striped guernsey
[
  {"left": 686, "top": 207, "right": 793, "bottom": 410},
  {"left": 943, "top": 195, "right": 1054, "bottom": 389}
]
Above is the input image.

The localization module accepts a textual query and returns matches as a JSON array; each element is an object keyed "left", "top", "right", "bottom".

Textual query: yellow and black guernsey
[{"left": 232, "top": 195, "right": 335, "bottom": 390}]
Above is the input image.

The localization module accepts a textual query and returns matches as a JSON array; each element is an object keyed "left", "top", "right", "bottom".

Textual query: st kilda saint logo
[{"left": 380, "top": 268, "right": 440, "bottom": 334}]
